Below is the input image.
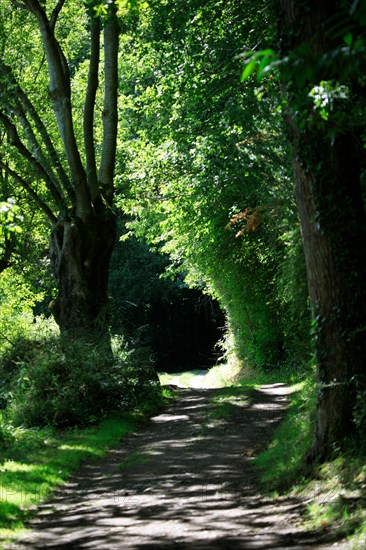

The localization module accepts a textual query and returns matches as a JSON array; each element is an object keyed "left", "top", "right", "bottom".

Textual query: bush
[
  {"left": 0, "top": 413, "right": 15, "bottom": 449},
  {"left": 2, "top": 327, "right": 160, "bottom": 429}
]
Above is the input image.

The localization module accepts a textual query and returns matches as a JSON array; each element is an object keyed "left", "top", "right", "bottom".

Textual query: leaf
[
  {"left": 256, "top": 48, "right": 276, "bottom": 57},
  {"left": 343, "top": 32, "right": 353, "bottom": 46},
  {"left": 257, "top": 56, "right": 272, "bottom": 81},
  {"left": 240, "top": 57, "right": 257, "bottom": 82},
  {"left": 241, "top": 49, "right": 277, "bottom": 82},
  {"left": 237, "top": 50, "right": 256, "bottom": 60}
]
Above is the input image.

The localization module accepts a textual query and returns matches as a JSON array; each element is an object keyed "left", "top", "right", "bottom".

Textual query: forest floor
[{"left": 4, "top": 383, "right": 350, "bottom": 549}]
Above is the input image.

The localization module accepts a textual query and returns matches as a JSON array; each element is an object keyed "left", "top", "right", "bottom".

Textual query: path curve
[{"left": 8, "top": 385, "right": 343, "bottom": 549}]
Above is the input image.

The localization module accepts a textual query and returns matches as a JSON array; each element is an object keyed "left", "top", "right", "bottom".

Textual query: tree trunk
[
  {"left": 292, "top": 130, "right": 366, "bottom": 458},
  {"left": 278, "top": 0, "right": 366, "bottom": 458},
  {"left": 49, "top": 205, "right": 116, "bottom": 343}
]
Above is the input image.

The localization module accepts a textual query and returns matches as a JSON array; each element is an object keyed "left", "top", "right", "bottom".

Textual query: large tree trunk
[
  {"left": 292, "top": 130, "right": 366, "bottom": 457},
  {"left": 278, "top": 0, "right": 366, "bottom": 458},
  {"left": 49, "top": 205, "right": 116, "bottom": 342}
]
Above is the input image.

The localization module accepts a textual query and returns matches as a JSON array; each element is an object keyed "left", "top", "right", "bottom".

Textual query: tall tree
[
  {"left": 275, "top": 0, "right": 366, "bottom": 457},
  {"left": 0, "top": 0, "right": 119, "bottom": 342}
]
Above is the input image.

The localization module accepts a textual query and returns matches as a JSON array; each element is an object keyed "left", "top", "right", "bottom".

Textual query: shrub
[
  {"left": 0, "top": 413, "right": 15, "bottom": 449},
  {"left": 4, "top": 329, "right": 160, "bottom": 429}
]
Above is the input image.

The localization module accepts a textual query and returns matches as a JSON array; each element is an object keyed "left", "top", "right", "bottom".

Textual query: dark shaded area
[
  {"left": 149, "top": 290, "right": 224, "bottom": 372},
  {"left": 109, "top": 224, "right": 225, "bottom": 372},
  {"left": 8, "top": 385, "right": 340, "bottom": 549}
]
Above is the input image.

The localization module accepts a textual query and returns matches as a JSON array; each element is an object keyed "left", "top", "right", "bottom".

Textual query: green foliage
[
  {"left": 4, "top": 331, "right": 159, "bottom": 428},
  {"left": 240, "top": 48, "right": 278, "bottom": 82},
  {"left": 108, "top": 219, "right": 180, "bottom": 336},
  {"left": 240, "top": 3, "right": 366, "bottom": 89},
  {"left": 0, "top": 282, "right": 53, "bottom": 411},
  {"left": 0, "top": 198, "right": 23, "bottom": 239},
  {"left": 289, "top": 453, "right": 366, "bottom": 547},
  {"left": 0, "top": 311, "right": 160, "bottom": 430},
  {"left": 308, "top": 81, "right": 349, "bottom": 122},
  {"left": 276, "top": 226, "right": 311, "bottom": 367},
  {"left": 115, "top": 0, "right": 310, "bottom": 371},
  {"left": 0, "top": 413, "right": 14, "bottom": 450},
  {"left": 353, "top": 375, "right": 366, "bottom": 443},
  {"left": 109, "top": 219, "right": 224, "bottom": 371}
]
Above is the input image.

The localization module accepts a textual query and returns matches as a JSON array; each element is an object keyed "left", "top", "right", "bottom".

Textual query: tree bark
[
  {"left": 292, "top": 130, "right": 366, "bottom": 458},
  {"left": 49, "top": 206, "right": 116, "bottom": 342},
  {"left": 278, "top": 0, "right": 366, "bottom": 458}
]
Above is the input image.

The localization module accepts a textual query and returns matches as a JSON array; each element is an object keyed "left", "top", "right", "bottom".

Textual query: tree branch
[
  {"left": 0, "top": 62, "right": 73, "bottom": 200},
  {"left": 16, "top": 89, "right": 75, "bottom": 201},
  {"left": 98, "top": 1, "right": 119, "bottom": 206},
  {"left": 0, "top": 110, "right": 66, "bottom": 211},
  {"left": 84, "top": 15, "right": 101, "bottom": 201},
  {"left": 21, "top": 0, "right": 92, "bottom": 219},
  {"left": 50, "top": 0, "right": 66, "bottom": 31},
  {"left": 0, "top": 160, "right": 57, "bottom": 223},
  {"left": 13, "top": 102, "right": 68, "bottom": 203},
  {"left": 10, "top": 1, "right": 29, "bottom": 11}
]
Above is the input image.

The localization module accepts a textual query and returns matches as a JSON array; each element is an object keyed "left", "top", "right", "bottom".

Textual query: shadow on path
[{"left": 8, "top": 385, "right": 341, "bottom": 549}]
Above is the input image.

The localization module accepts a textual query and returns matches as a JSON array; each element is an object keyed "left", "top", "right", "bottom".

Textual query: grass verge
[
  {"left": 253, "top": 371, "right": 366, "bottom": 548},
  {"left": 255, "top": 375, "right": 315, "bottom": 489},
  {"left": 300, "top": 455, "right": 366, "bottom": 548},
  {"left": 0, "top": 388, "right": 174, "bottom": 545}
]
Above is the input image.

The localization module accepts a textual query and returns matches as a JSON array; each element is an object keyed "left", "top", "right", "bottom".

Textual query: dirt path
[{"left": 8, "top": 385, "right": 344, "bottom": 549}]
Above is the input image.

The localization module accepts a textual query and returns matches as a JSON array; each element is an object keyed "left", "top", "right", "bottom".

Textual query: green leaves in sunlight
[
  {"left": 240, "top": 49, "right": 278, "bottom": 82},
  {"left": 89, "top": 0, "right": 149, "bottom": 17},
  {"left": 114, "top": 0, "right": 310, "bottom": 370},
  {"left": 0, "top": 199, "right": 23, "bottom": 239},
  {"left": 308, "top": 81, "right": 349, "bottom": 121}
]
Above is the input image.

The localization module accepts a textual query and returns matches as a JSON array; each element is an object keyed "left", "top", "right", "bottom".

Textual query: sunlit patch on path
[{"left": 6, "top": 384, "right": 341, "bottom": 549}]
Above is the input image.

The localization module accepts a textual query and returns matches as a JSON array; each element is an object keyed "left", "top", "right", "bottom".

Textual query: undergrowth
[
  {"left": 253, "top": 369, "right": 366, "bottom": 549},
  {"left": 1, "top": 323, "right": 160, "bottom": 428},
  {"left": 301, "top": 454, "right": 366, "bottom": 548}
]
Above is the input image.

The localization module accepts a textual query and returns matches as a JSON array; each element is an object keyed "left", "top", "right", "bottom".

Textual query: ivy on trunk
[{"left": 277, "top": 0, "right": 366, "bottom": 458}]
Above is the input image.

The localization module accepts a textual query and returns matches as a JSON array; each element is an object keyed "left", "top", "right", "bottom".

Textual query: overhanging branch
[
  {"left": 50, "top": 0, "right": 66, "bottom": 31},
  {"left": 0, "top": 160, "right": 57, "bottom": 223},
  {"left": 13, "top": 102, "right": 68, "bottom": 203},
  {"left": 0, "top": 110, "right": 66, "bottom": 211},
  {"left": 10, "top": 1, "right": 29, "bottom": 10},
  {"left": 0, "top": 62, "right": 72, "bottom": 200},
  {"left": 16, "top": 89, "right": 75, "bottom": 201},
  {"left": 20, "top": 0, "right": 92, "bottom": 219}
]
